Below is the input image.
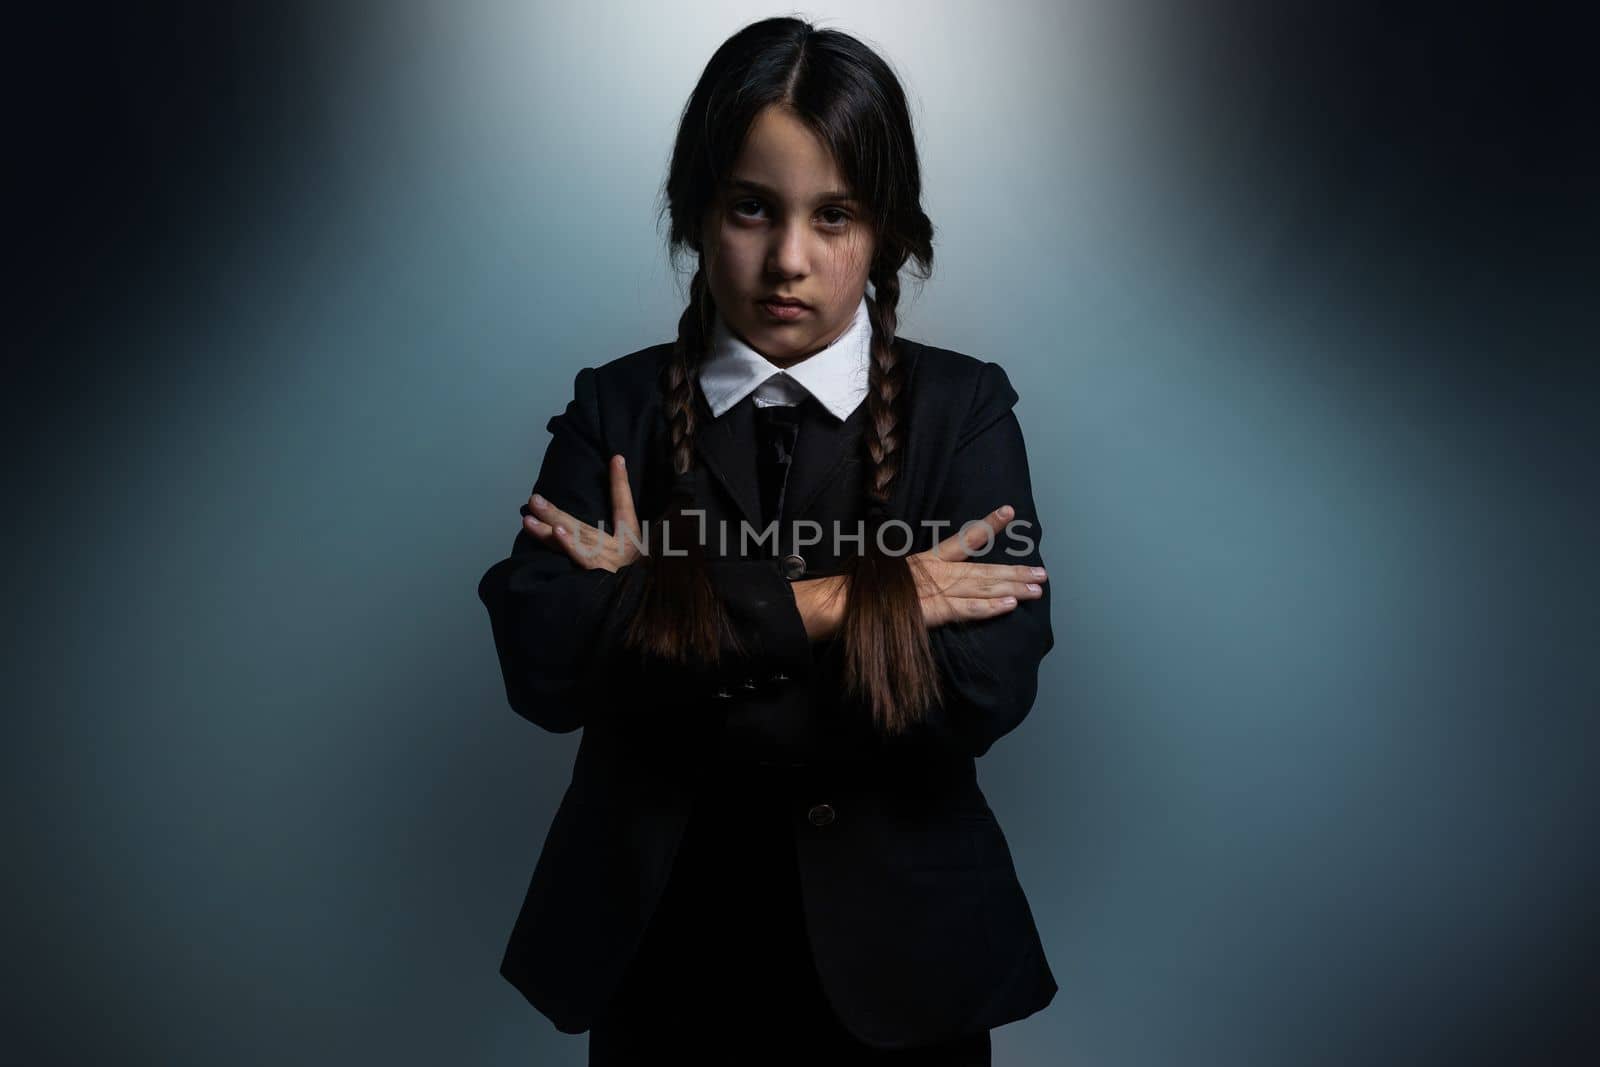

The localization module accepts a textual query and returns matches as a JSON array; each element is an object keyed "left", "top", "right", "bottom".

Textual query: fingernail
[
  {"left": 1025, "top": 583, "right": 1041, "bottom": 594},
  {"left": 1031, "top": 567, "right": 1047, "bottom": 579},
  {"left": 1001, "top": 596, "right": 1017, "bottom": 606},
  {"left": 531, "top": 494, "right": 545, "bottom": 507}
]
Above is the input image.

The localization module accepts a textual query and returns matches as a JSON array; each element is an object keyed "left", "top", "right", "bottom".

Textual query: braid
[
  {"left": 840, "top": 261, "right": 943, "bottom": 735},
  {"left": 622, "top": 265, "right": 739, "bottom": 668},
  {"left": 661, "top": 267, "right": 715, "bottom": 475},
  {"left": 863, "top": 265, "right": 909, "bottom": 506}
]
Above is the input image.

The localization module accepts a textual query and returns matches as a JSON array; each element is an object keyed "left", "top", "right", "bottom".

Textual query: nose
[{"left": 766, "top": 218, "right": 809, "bottom": 278}]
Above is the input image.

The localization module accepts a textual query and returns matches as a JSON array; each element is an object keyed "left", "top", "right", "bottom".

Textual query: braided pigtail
[
  {"left": 838, "top": 263, "right": 943, "bottom": 735},
  {"left": 621, "top": 267, "right": 742, "bottom": 667}
]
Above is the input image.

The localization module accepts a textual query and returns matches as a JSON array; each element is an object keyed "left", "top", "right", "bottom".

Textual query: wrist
[{"left": 793, "top": 573, "right": 849, "bottom": 641}]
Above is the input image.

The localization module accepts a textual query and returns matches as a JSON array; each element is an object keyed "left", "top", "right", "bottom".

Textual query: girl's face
[{"left": 700, "top": 105, "right": 876, "bottom": 370}]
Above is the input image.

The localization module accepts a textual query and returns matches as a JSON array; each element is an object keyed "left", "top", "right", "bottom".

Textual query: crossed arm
[
  {"left": 478, "top": 363, "right": 1054, "bottom": 757},
  {"left": 476, "top": 369, "right": 816, "bottom": 732}
]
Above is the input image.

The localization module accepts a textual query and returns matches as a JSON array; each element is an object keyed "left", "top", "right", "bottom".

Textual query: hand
[
  {"left": 910, "top": 505, "right": 1048, "bottom": 629},
  {"left": 521, "top": 455, "right": 643, "bottom": 573}
]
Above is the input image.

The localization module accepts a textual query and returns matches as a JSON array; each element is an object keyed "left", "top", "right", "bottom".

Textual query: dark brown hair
[{"left": 624, "top": 16, "right": 938, "bottom": 737}]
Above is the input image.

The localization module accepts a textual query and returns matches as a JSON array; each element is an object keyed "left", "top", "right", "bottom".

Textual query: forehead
[{"left": 727, "top": 106, "right": 853, "bottom": 199}]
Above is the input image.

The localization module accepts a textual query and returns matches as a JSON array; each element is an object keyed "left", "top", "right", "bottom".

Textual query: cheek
[
  {"left": 709, "top": 229, "right": 763, "bottom": 276},
  {"left": 824, "top": 233, "right": 874, "bottom": 279},
  {"left": 851, "top": 235, "right": 877, "bottom": 279}
]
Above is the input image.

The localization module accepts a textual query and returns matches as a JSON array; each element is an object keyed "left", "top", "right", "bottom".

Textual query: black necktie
[{"left": 752, "top": 401, "right": 801, "bottom": 531}]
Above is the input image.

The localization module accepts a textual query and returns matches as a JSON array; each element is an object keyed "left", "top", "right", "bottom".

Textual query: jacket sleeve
[
  {"left": 906, "top": 361, "right": 1056, "bottom": 759},
  {"left": 476, "top": 366, "right": 814, "bottom": 733}
]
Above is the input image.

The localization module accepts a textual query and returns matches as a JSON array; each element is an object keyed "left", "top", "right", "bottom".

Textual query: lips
[
  {"left": 759, "top": 295, "right": 810, "bottom": 309},
  {"left": 759, "top": 298, "right": 811, "bottom": 321}
]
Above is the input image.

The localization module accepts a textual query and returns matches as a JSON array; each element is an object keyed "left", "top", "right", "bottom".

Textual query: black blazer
[{"left": 477, "top": 334, "right": 1058, "bottom": 1048}]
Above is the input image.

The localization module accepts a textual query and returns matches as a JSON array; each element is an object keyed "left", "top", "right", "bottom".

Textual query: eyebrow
[{"left": 727, "top": 176, "right": 860, "bottom": 204}]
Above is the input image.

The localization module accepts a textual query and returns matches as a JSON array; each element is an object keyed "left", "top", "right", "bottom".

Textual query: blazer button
[
  {"left": 739, "top": 676, "right": 760, "bottom": 692},
  {"left": 712, "top": 685, "right": 735, "bottom": 699},
  {"left": 806, "top": 803, "right": 836, "bottom": 827},
  {"left": 780, "top": 553, "right": 807, "bottom": 580},
  {"left": 769, "top": 670, "right": 790, "bottom": 683}
]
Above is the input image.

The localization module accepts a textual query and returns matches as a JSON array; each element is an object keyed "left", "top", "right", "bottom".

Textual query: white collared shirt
[{"left": 698, "top": 294, "right": 872, "bottom": 419}]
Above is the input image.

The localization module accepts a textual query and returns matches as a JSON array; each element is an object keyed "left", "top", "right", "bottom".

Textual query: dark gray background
[{"left": 8, "top": 3, "right": 1595, "bottom": 1065}]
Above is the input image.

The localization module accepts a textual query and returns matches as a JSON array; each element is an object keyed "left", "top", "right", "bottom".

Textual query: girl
[{"left": 478, "top": 17, "right": 1056, "bottom": 1065}]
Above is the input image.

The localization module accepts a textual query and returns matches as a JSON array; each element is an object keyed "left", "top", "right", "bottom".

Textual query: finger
[
  {"left": 925, "top": 592, "right": 1020, "bottom": 630},
  {"left": 522, "top": 512, "right": 572, "bottom": 549},
  {"left": 526, "top": 493, "right": 584, "bottom": 539},
  {"left": 534, "top": 492, "right": 614, "bottom": 559},
  {"left": 959, "top": 594, "right": 1020, "bottom": 621},
  {"left": 608, "top": 455, "right": 639, "bottom": 535},
  {"left": 555, "top": 521, "right": 616, "bottom": 568},
  {"left": 557, "top": 519, "right": 611, "bottom": 560},
  {"left": 941, "top": 561, "right": 1048, "bottom": 593},
  {"left": 522, "top": 515, "right": 598, "bottom": 568},
  {"left": 524, "top": 495, "right": 606, "bottom": 563},
  {"left": 943, "top": 575, "right": 1045, "bottom": 601},
  {"left": 933, "top": 505, "right": 1014, "bottom": 563}
]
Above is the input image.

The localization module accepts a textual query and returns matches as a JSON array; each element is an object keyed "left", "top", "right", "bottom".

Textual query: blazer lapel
[
  {"left": 786, "top": 336, "right": 919, "bottom": 522},
  {"left": 691, "top": 389, "right": 762, "bottom": 529},
  {"left": 783, "top": 394, "right": 869, "bottom": 524}
]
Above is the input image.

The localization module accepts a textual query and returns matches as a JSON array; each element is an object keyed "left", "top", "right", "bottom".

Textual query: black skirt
[{"left": 588, "top": 763, "right": 992, "bottom": 1066}]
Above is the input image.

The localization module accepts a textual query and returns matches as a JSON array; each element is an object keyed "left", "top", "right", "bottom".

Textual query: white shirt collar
[{"left": 698, "top": 294, "right": 872, "bottom": 421}]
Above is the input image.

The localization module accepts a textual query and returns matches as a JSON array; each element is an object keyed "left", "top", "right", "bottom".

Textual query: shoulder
[
  {"left": 545, "top": 341, "right": 672, "bottom": 437},
  {"left": 900, "top": 336, "right": 1021, "bottom": 447},
  {"left": 570, "top": 341, "right": 673, "bottom": 407}
]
